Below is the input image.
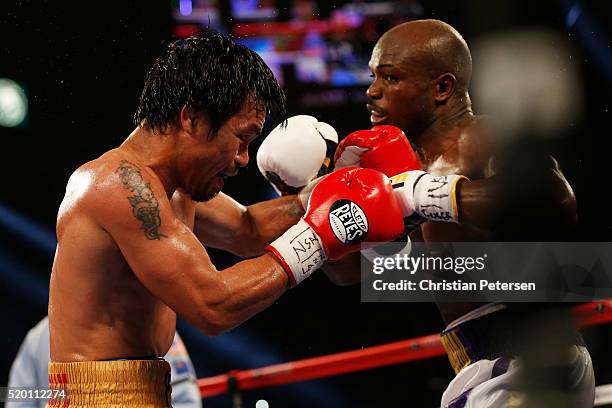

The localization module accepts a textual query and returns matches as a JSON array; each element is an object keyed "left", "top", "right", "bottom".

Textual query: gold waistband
[
  {"left": 47, "top": 359, "right": 171, "bottom": 407},
  {"left": 440, "top": 331, "right": 473, "bottom": 375}
]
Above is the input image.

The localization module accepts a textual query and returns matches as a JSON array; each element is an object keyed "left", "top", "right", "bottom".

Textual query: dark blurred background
[{"left": 0, "top": 0, "right": 610, "bottom": 406}]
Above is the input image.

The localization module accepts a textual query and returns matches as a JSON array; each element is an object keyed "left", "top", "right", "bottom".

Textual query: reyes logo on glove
[{"left": 328, "top": 200, "right": 369, "bottom": 245}]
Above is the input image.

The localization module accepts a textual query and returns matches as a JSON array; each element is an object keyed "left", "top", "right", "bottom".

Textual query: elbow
[
  {"left": 197, "top": 307, "right": 234, "bottom": 336},
  {"left": 199, "top": 322, "right": 227, "bottom": 337},
  {"left": 196, "top": 289, "right": 236, "bottom": 336}
]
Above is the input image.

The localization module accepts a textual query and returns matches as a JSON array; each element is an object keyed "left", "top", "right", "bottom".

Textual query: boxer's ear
[
  {"left": 179, "top": 105, "right": 198, "bottom": 135},
  {"left": 433, "top": 73, "right": 456, "bottom": 106}
]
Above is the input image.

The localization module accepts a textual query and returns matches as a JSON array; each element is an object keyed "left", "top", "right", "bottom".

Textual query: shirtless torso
[
  {"left": 49, "top": 120, "right": 303, "bottom": 361},
  {"left": 415, "top": 113, "right": 576, "bottom": 324},
  {"left": 51, "top": 150, "right": 182, "bottom": 361},
  {"left": 416, "top": 114, "right": 493, "bottom": 324}
]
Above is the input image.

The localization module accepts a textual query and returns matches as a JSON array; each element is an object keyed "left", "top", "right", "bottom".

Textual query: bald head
[
  {"left": 367, "top": 20, "right": 473, "bottom": 134},
  {"left": 376, "top": 19, "right": 472, "bottom": 93}
]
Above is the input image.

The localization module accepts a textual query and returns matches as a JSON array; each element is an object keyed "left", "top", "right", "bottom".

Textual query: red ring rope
[{"left": 198, "top": 300, "right": 612, "bottom": 398}]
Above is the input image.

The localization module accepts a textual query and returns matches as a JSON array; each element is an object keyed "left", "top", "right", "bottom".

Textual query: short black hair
[{"left": 134, "top": 30, "right": 286, "bottom": 134}]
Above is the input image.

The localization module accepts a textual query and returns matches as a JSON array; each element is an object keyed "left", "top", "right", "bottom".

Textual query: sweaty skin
[
  {"left": 326, "top": 20, "right": 577, "bottom": 323},
  {"left": 49, "top": 99, "right": 303, "bottom": 361}
]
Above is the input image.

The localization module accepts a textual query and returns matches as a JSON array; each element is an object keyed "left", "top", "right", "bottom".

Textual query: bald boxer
[
  {"left": 347, "top": 19, "right": 594, "bottom": 407},
  {"left": 47, "top": 31, "right": 404, "bottom": 407},
  {"left": 272, "top": 19, "right": 594, "bottom": 408}
]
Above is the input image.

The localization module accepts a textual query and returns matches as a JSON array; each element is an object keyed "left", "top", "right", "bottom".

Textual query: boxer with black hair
[{"left": 48, "top": 30, "right": 403, "bottom": 407}]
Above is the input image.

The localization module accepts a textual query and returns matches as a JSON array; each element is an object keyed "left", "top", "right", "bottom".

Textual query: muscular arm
[
  {"left": 454, "top": 177, "right": 497, "bottom": 226},
  {"left": 92, "top": 161, "right": 290, "bottom": 336},
  {"left": 194, "top": 193, "right": 304, "bottom": 257},
  {"left": 323, "top": 156, "right": 577, "bottom": 286},
  {"left": 454, "top": 155, "right": 577, "bottom": 229}
]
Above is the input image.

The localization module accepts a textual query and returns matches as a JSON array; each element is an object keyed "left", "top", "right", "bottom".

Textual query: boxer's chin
[
  {"left": 191, "top": 191, "right": 216, "bottom": 203},
  {"left": 191, "top": 182, "right": 221, "bottom": 202}
]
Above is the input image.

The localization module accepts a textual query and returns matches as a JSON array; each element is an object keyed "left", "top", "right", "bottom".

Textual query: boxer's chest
[{"left": 423, "top": 150, "right": 464, "bottom": 176}]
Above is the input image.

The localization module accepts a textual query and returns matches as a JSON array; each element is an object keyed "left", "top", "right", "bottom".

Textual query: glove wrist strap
[
  {"left": 267, "top": 219, "right": 327, "bottom": 287},
  {"left": 391, "top": 171, "right": 468, "bottom": 223}
]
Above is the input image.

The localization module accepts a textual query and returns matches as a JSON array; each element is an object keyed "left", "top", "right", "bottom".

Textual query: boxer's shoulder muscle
[
  {"left": 432, "top": 115, "right": 494, "bottom": 179},
  {"left": 421, "top": 116, "right": 494, "bottom": 242},
  {"left": 59, "top": 150, "right": 169, "bottom": 233}
]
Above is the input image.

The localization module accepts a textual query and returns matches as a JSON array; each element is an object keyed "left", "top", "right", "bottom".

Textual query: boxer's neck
[
  {"left": 120, "top": 126, "right": 181, "bottom": 199},
  {"left": 414, "top": 93, "right": 473, "bottom": 163}
]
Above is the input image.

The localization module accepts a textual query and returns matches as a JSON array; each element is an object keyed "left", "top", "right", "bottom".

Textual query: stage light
[
  {"left": 179, "top": 0, "right": 192, "bottom": 16},
  {"left": 0, "top": 78, "right": 28, "bottom": 128}
]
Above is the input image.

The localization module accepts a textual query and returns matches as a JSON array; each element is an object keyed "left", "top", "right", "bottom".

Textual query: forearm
[
  {"left": 455, "top": 163, "right": 576, "bottom": 229},
  {"left": 197, "top": 253, "right": 289, "bottom": 335},
  {"left": 392, "top": 171, "right": 498, "bottom": 228},
  {"left": 240, "top": 195, "right": 304, "bottom": 256},
  {"left": 194, "top": 193, "right": 304, "bottom": 257},
  {"left": 455, "top": 178, "right": 498, "bottom": 227}
]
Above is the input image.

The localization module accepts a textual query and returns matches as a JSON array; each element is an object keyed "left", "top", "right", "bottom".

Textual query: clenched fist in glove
[
  {"left": 267, "top": 167, "right": 404, "bottom": 286},
  {"left": 257, "top": 115, "right": 337, "bottom": 195},
  {"left": 334, "top": 125, "right": 420, "bottom": 177},
  {"left": 335, "top": 125, "right": 467, "bottom": 223}
]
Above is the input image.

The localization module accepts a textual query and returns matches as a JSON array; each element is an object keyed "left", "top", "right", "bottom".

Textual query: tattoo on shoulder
[{"left": 116, "top": 160, "right": 166, "bottom": 240}]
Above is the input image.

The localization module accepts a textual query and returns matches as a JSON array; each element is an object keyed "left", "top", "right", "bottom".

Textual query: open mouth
[
  {"left": 370, "top": 112, "right": 388, "bottom": 125},
  {"left": 367, "top": 104, "right": 388, "bottom": 125}
]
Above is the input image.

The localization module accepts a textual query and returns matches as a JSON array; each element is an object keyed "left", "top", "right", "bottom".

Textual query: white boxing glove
[{"left": 257, "top": 115, "right": 338, "bottom": 195}]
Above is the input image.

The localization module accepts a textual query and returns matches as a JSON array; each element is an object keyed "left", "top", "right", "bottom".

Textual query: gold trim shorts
[{"left": 47, "top": 359, "right": 172, "bottom": 407}]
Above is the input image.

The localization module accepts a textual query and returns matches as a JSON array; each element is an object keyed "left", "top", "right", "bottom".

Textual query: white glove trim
[
  {"left": 267, "top": 219, "right": 327, "bottom": 287},
  {"left": 391, "top": 171, "right": 468, "bottom": 223}
]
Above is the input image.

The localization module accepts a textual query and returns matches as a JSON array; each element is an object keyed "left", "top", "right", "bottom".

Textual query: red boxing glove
[
  {"left": 334, "top": 125, "right": 420, "bottom": 177},
  {"left": 267, "top": 167, "right": 405, "bottom": 286},
  {"left": 334, "top": 125, "right": 468, "bottom": 224}
]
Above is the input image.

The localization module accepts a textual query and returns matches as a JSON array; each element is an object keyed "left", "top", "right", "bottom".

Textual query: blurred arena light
[
  {"left": 0, "top": 253, "right": 49, "bottom": 308},
  {"left": 0, "top": 202, "right": 56, "bottom": 253},
  {"left": 179, "top": 0, "right": 192, "bottom": 16},
  {"left": 596, "top": 384, "right": 612, "bottom": 406},
  {"left": 0, "top": 78, "right": 28, "bottom": 128},
  {"left": 255, "top": 400, "right": 269, "bottom": 408},
  {"left": 560, "top": 0, "right": 612, "bottom": 84},
  {"left": 471, "top": 29, "right": 582, "bottom": 142}
]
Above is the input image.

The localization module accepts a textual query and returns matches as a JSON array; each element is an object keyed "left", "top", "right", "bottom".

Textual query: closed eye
[{"left": 239, "top": 133, "right": 260, "bottom": 143}]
